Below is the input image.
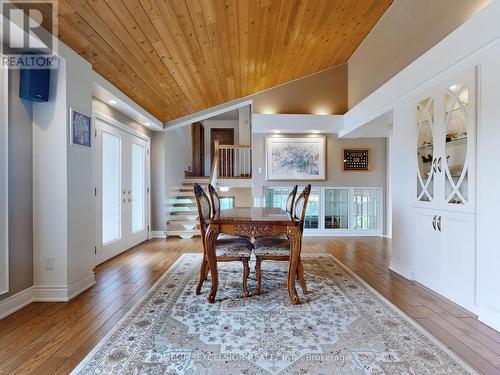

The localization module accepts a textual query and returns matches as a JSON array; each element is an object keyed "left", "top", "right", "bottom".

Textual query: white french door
[{"left": 94, "top": 116, "right": 150, "bottom": 265}]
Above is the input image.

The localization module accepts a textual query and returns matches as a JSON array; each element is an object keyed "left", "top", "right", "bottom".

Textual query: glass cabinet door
[
  {"left": 324, "top": 188, "right": 349, "bottom": 229},
  {"left": 443, "top": 83, "right": 470, "bottom": 206},
  {"left": 416, "top": 97, "right": 436, "bottom": 203}
]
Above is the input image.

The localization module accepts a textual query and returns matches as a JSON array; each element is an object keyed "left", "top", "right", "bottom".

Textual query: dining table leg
[
  {"left": 205, "top": 224, "right": 219, "bottom": 303},
  {"left": 287, "top": 225, "right": 301, "bottom": 305}
]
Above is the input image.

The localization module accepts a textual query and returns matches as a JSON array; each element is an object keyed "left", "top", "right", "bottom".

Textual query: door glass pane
[
  {"left": 353, "top": 189, "right": 379, "bottom": 230},
  {"left": 220, "top": 197, "right": 235, "bottom": 209},
  {"left": 304, "top": 188, "right": 319, "bottom": 229},
  {"left": 102, "top": 132, "right": 121, "bottom": 244},
  {"left": 416, "top": 97, "right": 435, "bottom": 202},
  {"left": 444, "top": 84, "right": 469, "bottom": 205},
  {"left": 264, "top": 187, "right": 290, "bottom": 209},
  {"left": 132, "top": 143, "right": 145, "bottom": 232},
  {"left": 324, "top": 188, "right": 349, "bottom": 229}
]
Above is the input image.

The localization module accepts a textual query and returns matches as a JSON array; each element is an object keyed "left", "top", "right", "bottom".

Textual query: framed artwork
[
  {"left": 266, "top": 136, "right": 326, "bottom": 180},
  {"left": 343, "top": 149, "right": 370, "bottom": 171},
  {"left": 70, "top": 107, "right": 92, "bottom": 148}
]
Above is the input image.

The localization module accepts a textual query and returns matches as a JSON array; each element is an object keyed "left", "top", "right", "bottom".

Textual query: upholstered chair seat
[
  {"left": 215, "top": 238, "right": 253, "bottom": 257},
  {"left": 253, "top": 237, "right": 290, "bottom": 256},
  {"left": 217, "top": 233, "right": 244, "bottom": 240}
]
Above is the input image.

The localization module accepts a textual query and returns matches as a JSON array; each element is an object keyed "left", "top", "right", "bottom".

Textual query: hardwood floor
[{"left": 1, "top": 237, "right": 499, "bottom": 374}]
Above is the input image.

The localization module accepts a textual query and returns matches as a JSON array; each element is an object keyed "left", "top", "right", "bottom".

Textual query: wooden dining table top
[{"left": 208, "top": 207, "right": 300, "bottom": 225}]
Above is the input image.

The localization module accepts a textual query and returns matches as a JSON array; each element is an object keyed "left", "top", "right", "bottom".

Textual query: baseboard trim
[
  {"left": 0, "top": 287, "right": 35, "bottom": 320},
  {"left": 478, "top": 303, "right": 500, "bottom": 332},
  {"left": 388, "top": 258, "right": 413, "bottom": 280},
  {"left": 0, "top": 272, "right": 96, "bottom": 319},
  {"left": 150, "top": 231, "right": 166, "bottom": 239}
]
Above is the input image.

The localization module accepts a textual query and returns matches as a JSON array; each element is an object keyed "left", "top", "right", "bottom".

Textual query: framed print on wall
[
  {"left": 70, "top": 107, "right": 92, "bottom": 148},
  {"left": 266, "top": 136, "right": 326, "bottom": 180},
  {"left": 343, "top": 149, "right": 370, "bottom": 171}
]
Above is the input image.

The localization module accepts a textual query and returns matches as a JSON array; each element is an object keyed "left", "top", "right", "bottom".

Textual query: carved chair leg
[
  {"left": 242, "top": 258, "right": 250, "bottom": 297},
  {"left": 255, "top": 257, "right": 262, "bottom": 295},
  {"left": 196, "top": 257, "right": 208, "bottom": 295},
  {"left": 297, "top": 258, "right": 307, "bottom": 294},
  {"left": 204, "top": 262, "right": 210, "bottom": 281}
]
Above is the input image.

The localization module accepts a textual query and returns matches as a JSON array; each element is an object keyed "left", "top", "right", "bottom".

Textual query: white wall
[
  {"left": 348, "top": 0, "right": 489, "bottom": 107},
  {"left": 33, "top": 58, "right": 69, "bottom": 289},
  {"left": 32, "top": 43, "right": 96, "bottom": 300},
  {"left": 344, "top": 1, "right": 500, "bottom": 331}
]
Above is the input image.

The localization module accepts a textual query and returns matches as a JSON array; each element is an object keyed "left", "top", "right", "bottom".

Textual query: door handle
[
  {"left": 432, "top": 159, "right": 437, "bottom": 174},
  {"left": 432, "top": 215, "right": 437, "bottom": 231},
  {"left": 437, "top": 216, "right": 442, "bottom": 232},
  {"left": 437, "top": 157, "right": 442, "bottom": 173}
]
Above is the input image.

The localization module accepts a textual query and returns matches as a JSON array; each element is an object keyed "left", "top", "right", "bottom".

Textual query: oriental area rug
[{"left": 72, "top": 254, "right": 476, "bottom": 374}]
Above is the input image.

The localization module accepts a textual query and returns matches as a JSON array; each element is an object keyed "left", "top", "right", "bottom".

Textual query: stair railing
[
  {"left": 218, "top": 144, "right": 252, "bottom": 178},
  {"left": 209, "top": 140, "right": 219, "bottom": 188}
]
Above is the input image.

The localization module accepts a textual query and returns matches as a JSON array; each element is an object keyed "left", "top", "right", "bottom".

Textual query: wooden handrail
[
  {"left": 218, "top": 144, "right": 251, "bottom": 149},
  {"left": 209, "top": 140, "right": 219, "bottom": 187}
]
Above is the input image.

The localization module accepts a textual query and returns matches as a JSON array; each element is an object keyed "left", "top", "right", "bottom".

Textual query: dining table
[{"left": 204, "top": 207, "right": 303, "bottom": 305}]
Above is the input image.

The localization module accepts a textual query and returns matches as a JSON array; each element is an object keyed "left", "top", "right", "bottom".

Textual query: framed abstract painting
[
  {"left": 69, "top": 107, "right": 92, "bottom": 148},
  {"left": 266, "top": 136, "right": 326, "bottom": 180}
]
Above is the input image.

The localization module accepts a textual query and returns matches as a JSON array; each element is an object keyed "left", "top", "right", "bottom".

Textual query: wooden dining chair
[
  {"left": 207, "top": 184, "right": 242, "bottom": 240},
  {"left": 253, "top": 184, "right": 311, "bottom": 295},
  {"left": 194, "top": 183, "right": 253, "bottom": 297},
  {"left": 286, "top": 185, "right": 299, "bottom": 215}
]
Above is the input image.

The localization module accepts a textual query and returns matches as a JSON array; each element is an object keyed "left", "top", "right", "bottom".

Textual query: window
[
  {"left": 220, "top": 197, "right": 235, "bottom": 209},
  {"left": 102, "top": 131, "right": 121, "bottom": 244},
  {"left": 324, "top": 188, "right": 349, "bottom": 229},
  {"left": 353, "top": 188, "right": 380, "bottom": 230},
  {"left": 263, "top": 186, "right": 382, "bottom": 235},
  {"left": 264, "top": 187, "right": 291, "bottom": 210}
]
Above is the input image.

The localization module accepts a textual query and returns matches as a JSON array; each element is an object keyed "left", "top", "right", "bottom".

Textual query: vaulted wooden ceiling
[{"left": 56, "top": 0, "right": 393, "bottom": 122}]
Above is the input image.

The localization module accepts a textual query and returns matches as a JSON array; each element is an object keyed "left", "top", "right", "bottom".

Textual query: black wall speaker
[{"left": 19, "top": 68, "right": 51, "bottom": 102}]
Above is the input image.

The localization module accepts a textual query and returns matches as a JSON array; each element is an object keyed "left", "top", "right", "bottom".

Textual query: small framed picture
[
  {"left": 343, "top": 149, "right": 370, "bottom": 171},
  {"left": 69, "top": 107, "right": 92, "bottom": 148}
]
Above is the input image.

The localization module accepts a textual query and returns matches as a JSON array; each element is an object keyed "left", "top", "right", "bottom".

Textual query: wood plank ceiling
[{"left": 56, "top": 0, "right": 393, "bottom": 122}]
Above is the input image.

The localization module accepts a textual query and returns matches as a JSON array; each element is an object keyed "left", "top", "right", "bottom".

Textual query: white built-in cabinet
[{"left": 414, "top": 67, "right": 477, "bottom": 312}]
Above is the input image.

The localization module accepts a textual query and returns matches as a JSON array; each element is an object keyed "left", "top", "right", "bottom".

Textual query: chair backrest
[
  {"left": 207, "top": 184, "right": 220, "bottom": 218},
  {"left": 285, "top": 185, "right": 298, "bottom": 215},
  {"left": 193, "top": 183, "right": 212, "bottom": 244},
  {"left": 294, "top": 184, "right": 312, "bottom": 233}
]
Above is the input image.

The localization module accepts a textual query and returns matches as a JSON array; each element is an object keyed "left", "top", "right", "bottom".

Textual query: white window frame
[
  {"left": 0, "top": 66, "right": 9, "bottom": 295},
  {"left": 262, "top": 186, "right": 383, "bottom": 237}
]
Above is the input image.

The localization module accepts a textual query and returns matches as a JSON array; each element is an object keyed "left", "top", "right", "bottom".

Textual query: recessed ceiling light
[
  {"left": 144, "top": 122, "right": 151, "bottom": 126},
  {"left": 108, "top": 99, "right": 117, "bottom": 104},
  {"left": 220, "top": 187, "right": 230, "bottom": 192}
]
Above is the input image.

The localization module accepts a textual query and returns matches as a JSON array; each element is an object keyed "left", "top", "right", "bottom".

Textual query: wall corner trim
[{"left": 388, "top": 258, "right": 413, "bottom": 280}]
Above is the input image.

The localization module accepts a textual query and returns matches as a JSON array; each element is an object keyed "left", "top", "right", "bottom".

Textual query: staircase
[{"left": 165, "top": 177, "right": 209, "bottom": 238}]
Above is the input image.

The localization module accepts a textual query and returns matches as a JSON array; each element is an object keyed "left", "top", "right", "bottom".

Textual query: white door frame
[
  {"left": 0, "top": 63, "right": 9, "bottom": 295},
  {"left": 93, "top": 112, "right": 151, "bottom": 266}
]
